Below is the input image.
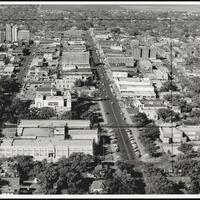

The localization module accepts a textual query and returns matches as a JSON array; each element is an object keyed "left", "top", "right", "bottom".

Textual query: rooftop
[
  {"left": 1, "top": 137, "right": 93, "bottom": 148},
  {"left": 17, "top": 119, "right": 90, "bottom": 129}
]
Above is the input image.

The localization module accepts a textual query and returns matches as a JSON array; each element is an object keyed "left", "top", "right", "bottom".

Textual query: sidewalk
[{"left": 98, "top": 101, "right": 108, "bottom": 124}]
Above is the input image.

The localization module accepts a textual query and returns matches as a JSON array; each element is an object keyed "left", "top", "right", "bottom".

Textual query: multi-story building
[
  {"left": 5, "top": 24, "right": 12, "bottom": 42},
  {"left": 18, "top": 30, "right": 30, "bottom": 42},
  {"left": 34, "top": 91, "right": 71, "bottom": 113},
  {"left": 0, "top": 119, "right": 96, "bottom": 162},
  {"left": 0, "top": 30, "right": 6, "bottom": 43},
  {"left": 0, "top": 136, "right": 94, "bottom": 162},
  {"left": 11, "top": 25, "right": 18, "bottom": 42}
]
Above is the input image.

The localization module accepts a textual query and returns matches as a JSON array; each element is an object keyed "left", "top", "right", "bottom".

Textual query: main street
[{"left": 87, "top": 32, "right": 136, "bottom": 161}]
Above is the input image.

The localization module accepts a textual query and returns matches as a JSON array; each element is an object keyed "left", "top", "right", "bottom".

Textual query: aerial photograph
[{"left": 0, "top": 1, "right": 200, "bottom": 198}]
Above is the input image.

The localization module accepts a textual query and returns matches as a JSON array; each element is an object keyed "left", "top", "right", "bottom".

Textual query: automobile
[
  {"left": 135, "top": 151, "right": 141, "bottom": 157},
  {"left": 111, "top": 101, "right": 114, "bottom": 105},
  {"left": 130, "top": 137, "right": 135, "bottom": 141},
  {"left": 132, "top": 143, "right": 138, "bottom": 148},
  {"left": 123, "top": 117, "right": 126, "bottom": 120},
  {"left": 111, "top": 140, "right": 117, "bottom": 144},
  {"left": 106, "top": 112, "right": 109, "bottom": 115},
  {"left": 131, "top": 140, "right": 136, "bottom": 144}
]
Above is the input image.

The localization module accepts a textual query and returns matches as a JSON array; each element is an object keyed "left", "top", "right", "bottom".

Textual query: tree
[
  {"left": 132, "top": 113, "right": 151, "bottom": 127},
  {"left": 22, "top": 48, "right": 30, "bottom": 56},
  {"left": 178, "top": 143, "right": 194, "bottom": 154},
  {"left": 110, "top": 27, "right": 121, "bottom": 34},
  {"left": 37, "top": 163, "right": 59, "bottom": 194},
  {"left": 104, "top": 163, "right": 145, "bottom": 194},
  {"left": 74, "top": 79, "right": 84, "bottom": 87},
  {"left": 13, "top": 155, "right": 35, "bottom": 181},
  {"left": 157, "top": 108, "right": 180, "bottom": 122},
  {"left": 3, "top": 57, "right": 10, "bottom": 65},
  {"left": 143, "top": 165, "right": 179, "bottom": 194},
  {"left": 37, "top": 107, "right": 56, "bottom": 119},
  {"left": 160, "top": 81, "right": 178, "bottom": 92},
  {"left": 60, "top": 111, "right": 72, "bottom": 120}
]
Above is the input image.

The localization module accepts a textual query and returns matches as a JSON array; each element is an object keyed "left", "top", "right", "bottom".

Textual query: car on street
[
  {"left": 111, "top": 101, "right": 114, "bottom": 105},
  {"left": 106, "top": 112, "right": 109, "bottom": 115},
  {"left": 123, "top": 117, "right": 126, "bottom": 120}
]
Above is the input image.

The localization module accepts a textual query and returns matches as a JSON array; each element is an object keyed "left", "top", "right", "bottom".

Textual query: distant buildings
[
  {"left": 0, "top": 30, "right": 6, "bottom": 43},
  {"left": 5, "top": 24, "right": 12, "bottom": 42},
  {"left": 11, "top": 24, "right": 18, "bottom": 42},
  {"left": 18, "top": 30, "right": 30, "bottom": 42}
]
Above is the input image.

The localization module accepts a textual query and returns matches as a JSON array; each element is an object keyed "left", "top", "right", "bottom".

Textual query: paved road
[
  {"left": 16, "top": 46, "right": 35, "bottom": 84},
  {"left": 87, "top": 32, "right": 135, "bottom": 161}
]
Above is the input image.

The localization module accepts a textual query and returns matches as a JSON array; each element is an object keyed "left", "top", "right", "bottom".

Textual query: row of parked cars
[
  {"left": 108, "top": 129, "right": 120, "bottom": 152},
  {"left": 125, "top": 129, "right": 141, "bottom": 158}
]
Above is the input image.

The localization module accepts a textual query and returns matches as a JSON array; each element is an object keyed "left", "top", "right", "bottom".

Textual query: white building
[
  {"left": 34, "top": 91, "right": 71, "bottom": 112},
  {"left": 18, "top": 30, "right": 30, "bottom": 42},
  {"left": 5, "top": 24, "right": 12, "bottom": 42},
  {"left": 114, "top": 77, "right": 156, "bottom": 99},
  {"left": 0, "top": 137, "right": 94, "bottom": 162},
  {"left": 135, "top": 99, "right": 168, "bottom": 120},
  {"left": 11, "top": 25, "right": 18, "bottom": 42}
]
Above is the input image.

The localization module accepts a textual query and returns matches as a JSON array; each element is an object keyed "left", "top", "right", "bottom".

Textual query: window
[{"left": 48, "top": 102, "right": 59, "bottom": 106}]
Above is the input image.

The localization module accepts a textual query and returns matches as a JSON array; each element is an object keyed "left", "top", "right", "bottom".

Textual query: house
[
  {"left": 134, "top": 99, "right": 168, "bottom": 120},
  {"left": 89, "top": 180, "right": 105, "bottom": 194}
]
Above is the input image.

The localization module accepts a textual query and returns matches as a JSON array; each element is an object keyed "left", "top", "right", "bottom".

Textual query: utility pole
[{"left": 169, "top": 16, "right": 174, "bottom": 176}]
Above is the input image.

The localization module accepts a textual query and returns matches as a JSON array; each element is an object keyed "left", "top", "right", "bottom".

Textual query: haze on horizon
[{"left": 40, "top": 4, "right": 200, "bottom": 12}]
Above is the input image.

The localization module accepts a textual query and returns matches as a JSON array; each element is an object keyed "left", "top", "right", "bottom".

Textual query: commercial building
[
  {"left": 106, "top": 56, "right": 135, "bottom": 66},
  {"left": 18, "top": 30, "right": 30, "bottom": 42},
  {"left": 62, "top": 51, "right": 89, "bottom": 65},
  {"left": 114, "top": 77, "right": 156, "bottom": 99},
  {"left": 160, "top": 125, "right": 200, "bottom": 144}
]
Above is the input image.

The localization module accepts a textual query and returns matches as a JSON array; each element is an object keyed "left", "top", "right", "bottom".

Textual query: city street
[{"left": 87, "top": 32, "right": 136, "bottom": 161}]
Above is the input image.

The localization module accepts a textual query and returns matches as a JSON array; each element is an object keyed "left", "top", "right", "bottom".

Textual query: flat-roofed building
[
  {"left": 18, "top": 30, "right": 30, "bottom": 42},
  {"left": 135, "top": 99, "right": 168, "bottom": 120},
  {"left": 114, "top": 77, "right": 156, "bottom": 99},
  {"left": 34, "top": 91, "right": 71, "bottom": 113},
  {"left": 62, "top": 51, "right": 89, "bottom": 65},
  {"left": 17, "top": 119, "right": 91, "bottom": 135},
  {"left": 0, "top": 137, "right": 94, "bottom": 162}
]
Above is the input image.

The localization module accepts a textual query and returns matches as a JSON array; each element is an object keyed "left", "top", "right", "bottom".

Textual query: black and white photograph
[{"left": 0, "top": 1, "right": 200, "bottom": 198}]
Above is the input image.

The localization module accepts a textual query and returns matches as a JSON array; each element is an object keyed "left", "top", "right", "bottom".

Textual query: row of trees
[
  {"left": 139, "top": 123, "right": 161, "bottom": 157},
  {"left": 4, "top": 153, "right": 96, "bottom": 194},
  {"left": 157, "top": 108, "right": 180, "bottom": 122},
  {"left": 74, "top": 76, "right": 96, "bottom": 87}
]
